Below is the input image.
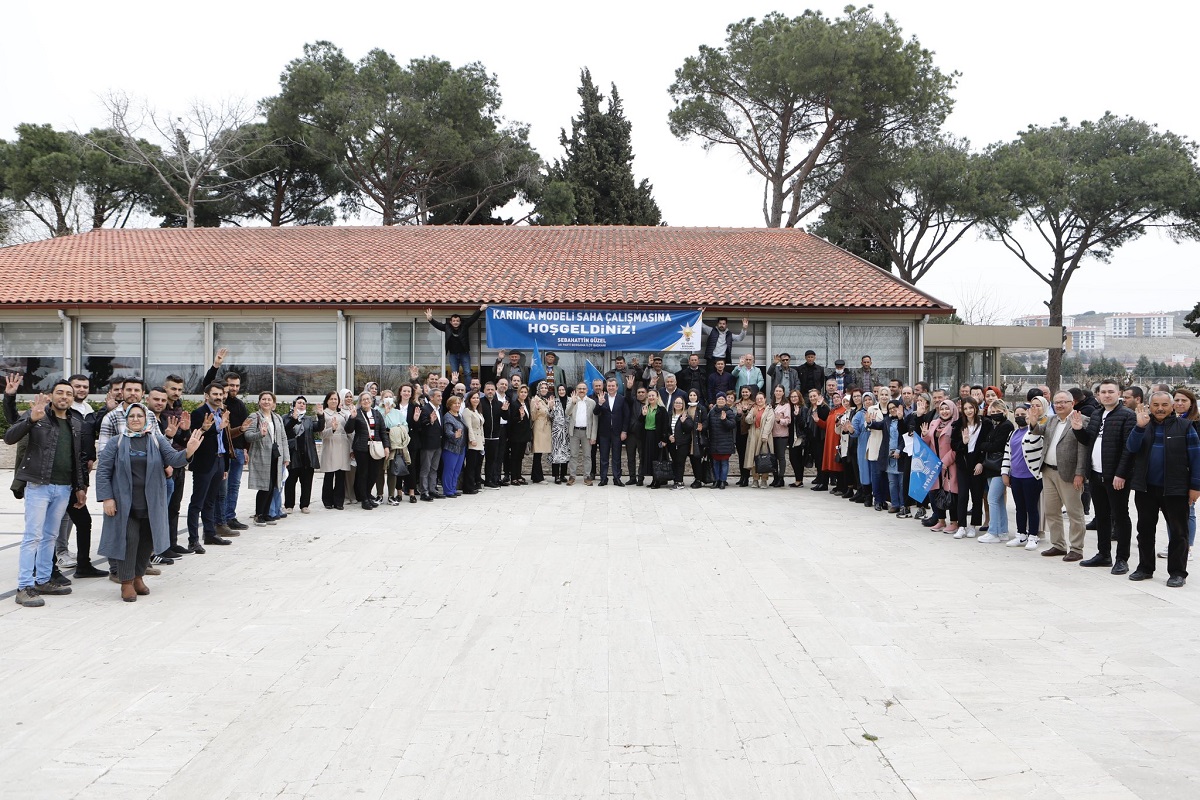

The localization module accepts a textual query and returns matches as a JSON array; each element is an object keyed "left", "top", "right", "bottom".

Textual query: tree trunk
[
  {"left": 185, "top": 204, "right": 195, "bottom": 228},
  {"left": 1045, "top": 290, "right": 1066, "bottom": 392},
  {"left": 765, "top": 178, "right": 784, "bottom": 228}
]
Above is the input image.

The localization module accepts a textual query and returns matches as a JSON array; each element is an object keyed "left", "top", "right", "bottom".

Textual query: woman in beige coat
[
  {"left": 530, "top": 381, "right": 554, "bottom": 483},
  {"left": 746, "top": 392, "right": 775, "bottom": 488}
]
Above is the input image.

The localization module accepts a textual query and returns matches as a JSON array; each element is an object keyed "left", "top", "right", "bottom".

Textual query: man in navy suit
[{"left": 593, "top": 378, "right": 628, "bottom": 486}]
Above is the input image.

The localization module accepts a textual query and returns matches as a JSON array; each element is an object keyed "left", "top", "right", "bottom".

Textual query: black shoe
[
  {"left": 74, "top": 564, "right": 108, "bottom": 578},
  {"left": 719, "top": 481, "right": 727, "bottom": 490},
  {"left": 169, "top": 544, "right": 190, "bottom": 556},
  {"left": 1111, "top": 560, "right": 1129, "bottom": 575},
  {"left": 1085, "top": 518, "right": 1098, "bottom": 531},
  {"left": 187, "top": 543, "right": 206, "bottom": 554},
  {"left": 361, "top": 502, "right": 374, "bottom": 510},
  {"left": 922, "top": 517, "right": 939, "bottom": 528},
  {"left": 150, "top": 553, "right": 175, "bottom": 566},
  {"left": 409, "top": 495, "right": 418, "bottom": 504},
  {"left": 1079, "top": 554, "right": 1112, "bottom": 568},
  {"left": 613, "top": 478, "right": 625, "bottom": 487},
  {"left": 811, "top": 484, "right": 828, "bottom": 492},
  {"left": 227, "top": 519, "right": 249, "bottom": 531},
  {"left": 1166, "top": 575, "right": 1186, "bottom": 588},
  {"left": 203, "top": 536, "right": 232, "bottom": 546},
  {"left": 464, "top": 489, "right": 479, "bottom": 495},
  {"left": 599, "top": 478, "right": 609, "bottom": 486},
  {"left": 421, "top": 493, "right": 433, "bottom": 502},
  {"left": 33, "top": 581, "right": 71, "bottom": 596},
  {"left": 1128, "top": 570, "right": 1153, "bottom": 581}
]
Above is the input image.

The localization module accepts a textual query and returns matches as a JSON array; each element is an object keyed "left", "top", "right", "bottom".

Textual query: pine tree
[{"left": 537, "top": 69, "right": 662, "bottom": 226}]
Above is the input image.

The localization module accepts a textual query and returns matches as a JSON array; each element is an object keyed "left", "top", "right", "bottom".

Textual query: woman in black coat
[
  {"left": 685, "top": 390, "right": 708, "bottom": 488},
  {"left": 950, "top": 397, "right": 987, "bottom": 536},
  {"left": 667, "top": 396, "right": 695, "bottom": 489},
  {"left": 505, "top": 385, "right": 533, "bottom": 484},
  {"left": 637, "top": 391, "right": 671, "bottom": 488},
  {"left": 706, "top": 394, "right": 738, "bottom": 489},
  {"left": 344, "top": 392, "right": 389, "bottom": 510},
  {"left": 787, "top": 389, "right": 812, "bottom": 487},
  {"left": 282, "top": 395, "right": 324, "bottom": 514}
]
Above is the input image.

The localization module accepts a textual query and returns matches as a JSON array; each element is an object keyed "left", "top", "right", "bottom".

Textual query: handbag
[
  {"left": 933, "top": 487, "right": 957, "bottom": 512},
  {"left": 652, "top": 460, "right": 673, "bottom": 485},
  {"left": 982, "top": 453, "right": 1003, "bottom": 473},
  {"left": 368, "top": 440, "right": 386, "bottom": 460},
  {"left": 754, "top": 452, "right": 775, "bottom": 473},
  {"left": 390, "top": 455, "right": 409, "bottom": 477}
]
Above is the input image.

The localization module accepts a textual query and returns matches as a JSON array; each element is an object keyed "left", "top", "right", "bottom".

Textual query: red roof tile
[{"left": 0, "top": 226, "right": 952, "bottom": 313}]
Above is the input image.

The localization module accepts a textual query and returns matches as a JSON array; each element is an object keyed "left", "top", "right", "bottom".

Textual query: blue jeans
[
  {"left": 1190, "top": 503, "right": 1196, "bottom": 547},
  {"left": 888, "top": 472, "right": 904, "bottom": 509},
  {"left": 270, "top": 488, "right": 283, "bottom": 518},
  {"left": 223, "top": 449, "right": 245, "bottom": 522},
  {"left": 448, "top": 352, "right": 471, "bottom": 378},
  {"left": 1011, "top": 476, "right": 1042, "bottom": 536},
  {"left": 870, "top": 461, "right": 888, "bottom": 506},
  {"left": 19, "top": 483, "right": 72, "bottom": 589},
  {"left": 987, "top": 476, "right": 1009, "bottom": 535},
  {"left": 712, "top": 459, "right": 730, "bottom": 483}
]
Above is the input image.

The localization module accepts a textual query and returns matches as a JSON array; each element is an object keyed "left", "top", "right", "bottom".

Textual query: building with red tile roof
[{"left": 0, "top": 226, "right": 953, "bottom": 395}]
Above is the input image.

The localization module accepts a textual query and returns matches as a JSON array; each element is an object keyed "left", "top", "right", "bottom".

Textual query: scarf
[{"left": 121, "top": 403, "right": 151, "bottom": 438}]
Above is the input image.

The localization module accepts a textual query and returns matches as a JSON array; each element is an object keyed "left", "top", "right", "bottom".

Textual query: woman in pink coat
[{"left": 922, "top": 399, "right": 960, "bottom": 534}]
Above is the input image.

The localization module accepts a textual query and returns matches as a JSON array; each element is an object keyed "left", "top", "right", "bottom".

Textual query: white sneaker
[
  {"left": 56, "top": 550, "right": 77, "bottom": 569},
  {"left": 953, "top": 528, "right": 967, "bottom": 539},
  {"left": 976, "top": 533, "right": 1002, "bottom": 543},
  {"left": 1006, "top": 535, "right": 1028, "bottom": 547},
  {"left": 964, "top": 526, "right": 977, "bottom": 539},
  {"left": 1024, "top": 536, "right": 1040, "bottom": 551}
]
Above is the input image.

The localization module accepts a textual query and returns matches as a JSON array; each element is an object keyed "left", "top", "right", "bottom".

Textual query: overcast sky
[{"left": 3, "top": 0, "right": 1196, "bottom": 321}]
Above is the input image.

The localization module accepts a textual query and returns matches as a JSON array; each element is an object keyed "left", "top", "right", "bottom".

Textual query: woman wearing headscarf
[
  {"left": 97, "top": 403, "right": 204, "bottom": 602},
  {"left": 834, "top": 392, "right": 855, "bottom": 497},
  {"left": 922, "top": 399, "right": 961, "bottom": 534},
  {"left": 851, "top": 392, "right": 878, "bottom": 504},
  {"left": 530, "top": 381, "right": 554, "bottom": 483},
  {"left": 380, "top": 391, "right": 409, "bottom": 505},
  {"left": 686, "top": 389, "right": 708, "bottom": 488},
  {"left": 907, "top": 393, "right": 933, "bottom": 519},
  {"left": 746, "top": 391, "right": 775, "bottom": 489},
  {"left": 344, "top": 391, "right": 389, "bottom": 510},
  {"left": 374, "top": 389, "right": 396, "bottom": 499},
  {"left": 318, "top": 391, "right": 351, "bottom": 510},
  {"left": 244, "top": 391, "right": 289, "bottom": 527},
  {"left": 1002, "top": 401, "right": 1044, "bottom": 549},
  {"left": 550, "top": 384, "right": 571, "bottom": 484},
  {"left": 340, "top": 388, "right": 358, "bottom": 504},
  {"left": 283, "top": 395, "right": 324, "bottom": 515}
]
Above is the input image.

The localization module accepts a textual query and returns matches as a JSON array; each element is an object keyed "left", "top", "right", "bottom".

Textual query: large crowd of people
[{"left": 5, "top": 318, "right": 1198, "bottom": 606}]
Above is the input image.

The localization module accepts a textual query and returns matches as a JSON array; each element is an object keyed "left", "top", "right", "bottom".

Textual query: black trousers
[
  {"left": 284, "top": 466, "right": 314, "bottom": 510},
  {"left": 506, "top": 440, "right": 526, "bottom": 480},
  {"left": 167, "top": 468, "right": 186, "bottom": 548},
  {"left": 624, "top": 436, "right": 641, "bottom": 481},
  {"left": 689, "top": 453, "right": 705, "bottom": 483},
  {"left": 464, "top": 450, "right": 482, "bottom": 492},
  {"left": 773, "top": 437, "right": 789, "bottom": 481},
  {"left": 789, "top": 443, "right": 805, "bottom": 483},
  {"left": 497, "top": 429, "right": 509, "bottom": 480},
  {"left": 404, "top": 444, "right": 420, "bottom": 494},
  {"left": 531, "top": 453, "right": 545, "bottom": 482},
  {"left": 671, "top": 444, "right": 687, "bottom": 483},
  {"left": 956, "top": 469, "right": 986, "bottom": 527},
  {"left": 66, "top": 501, "right": 97, "bottom": 564},
  {"left": 736, "top": 431, "right": 749, "bottom": 477},
  {"left": 255, "top": 456, "right": 280, "bottom": 519},
  {"left": 1089, "top": 470, "right": 1132, "bottom": 561},
  {"left": 598, "top": 436, "right": 622, "bottom": 480},
  {"left": 113, "top": 515, "right": 153, "bottom": 582},
  {"left": 354, "top": 451, "right": 379, "bottom": 504},
  {"left": 322, "top": 470, "right": 346, "bottom": 508},
  {"left": 1135, "top": 487, "right": 1189, "bottom": 578},
  {"left": 484, "top": 439, "right": 502, "bottom": 485}
]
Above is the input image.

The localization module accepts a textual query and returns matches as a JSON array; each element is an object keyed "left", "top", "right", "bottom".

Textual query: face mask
[
  {"left": 988, "top": 412, "right": 1005, "bottom": 423},
  {"left": 1015, "top": 416, "right": 1028, "bottom": 427}
]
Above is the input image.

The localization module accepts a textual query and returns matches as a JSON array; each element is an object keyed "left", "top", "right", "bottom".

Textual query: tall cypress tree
[{"left": 537, "top": 69, "right": 662, "bottom": 226}]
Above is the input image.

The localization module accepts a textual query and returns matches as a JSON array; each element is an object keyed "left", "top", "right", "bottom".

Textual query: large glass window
[
  {"left": 0, "top": 322, "right": 64, "bottom": 392},
  {"left": 81, "top": 322, "right": 142, "bottom": 389},
  {"left": 213, "top": 321, "right": 273, "bottom": 395},
  {"left": 145, "top": 321, "right": 205, "bottom": 391},
  {"left": 353, "top": 321, "right": 414, "bottom": 392},
  {"left": 840, "top": 325, "right": 910, "bottom": 385},
  {"left": 276, "top": 322, "right": 336, "bottom": 395},
  {"left": 770, "top": 324, "right": 839, "bottom": 371},
  {"left": 414, "top": 321, "right": 444, "bottom": 381}
]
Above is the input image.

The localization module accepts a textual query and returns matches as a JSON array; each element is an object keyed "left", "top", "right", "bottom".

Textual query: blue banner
[
  {"left": 907, "top": 435, "right": 943, "bottom": 503},
  {"left": 486, "top": 306, "right": 704, "bottom": 352}
]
